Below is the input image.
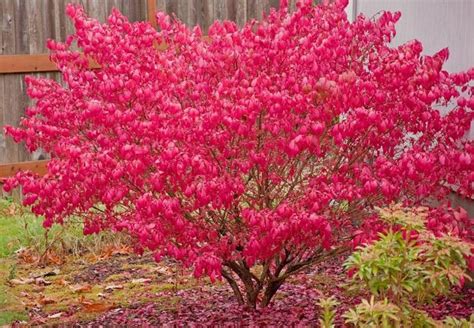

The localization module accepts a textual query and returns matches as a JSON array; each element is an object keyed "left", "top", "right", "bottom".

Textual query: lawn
[
  {"left": 0, "top": 199, "right": 39, "bottom": 325},
  {"left": 0, "top": 199, "right": 45, "bottom": 258},
  {"left": 0, "top": 198, "right": 199, "bottom": 326}
]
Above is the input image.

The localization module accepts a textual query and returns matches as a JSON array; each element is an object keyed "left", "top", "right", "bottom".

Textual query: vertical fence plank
[
  {"left": 0, "top": 74, "right": 5, "bottom": 162},
  {"left": 213, "top": 0, "right": 227, "bottom": 21},
  {"left": 235, "top": 0, "right": 247, "bottom": 27},
  {"left": 1, "top": 0, "right": 17, "bottom": 163},
  {"left": 146, "top": 0, "right": 157, "bottom": 26},
  {"left": 1, "top": 0, "right": 291, "bottom": 164},
  {"left": 178, "top": 1, "right": 190, "bottom": 26},
  {"left": 0, "top": 0, "right": 149, "bottom": 164},
  {"left": 155, "top": 0, "right": 166, "bottom": 12}
]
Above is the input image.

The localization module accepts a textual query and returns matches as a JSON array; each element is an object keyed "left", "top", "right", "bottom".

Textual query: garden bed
[{"left": 2, "top": 250, "right": 472, "bottom": 327}]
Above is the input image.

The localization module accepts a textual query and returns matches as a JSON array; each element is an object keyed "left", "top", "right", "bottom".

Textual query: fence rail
[
  {"left": 1, "top": 0, "right": 285, "bottom": 167},
  {"left": 0, "top": 160, "right": 49, "bottom": 179},
  {"left": 0, "top": 0, "right": 156, "bottom": 177}
]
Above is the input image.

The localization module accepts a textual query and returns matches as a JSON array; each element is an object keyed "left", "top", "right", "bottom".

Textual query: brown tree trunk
[
  {"left": 260, "top": 280, "right": 284, "bottom": 307},
  {"left": 223, "top": 261, "right": 262, "bottom": 309},
  {"left": 222, "top": 262, "right": 284, "bottom": 309},
  {"left": 222, "top": 247, "right": 348, "bottom": 309},
  {"left": 222, "top": 269, "right": 245, "bottom": 305}
]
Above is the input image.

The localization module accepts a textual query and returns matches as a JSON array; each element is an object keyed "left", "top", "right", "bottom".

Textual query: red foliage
[{"left": 4, "top": 0, "right": 474, "bottom": 306}]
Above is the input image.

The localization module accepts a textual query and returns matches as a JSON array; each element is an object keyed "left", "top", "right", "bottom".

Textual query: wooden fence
[
  {"left": 0, "top": 0, "right": 473, "bottom": 216},
  {"left": 0, "top": 0, "right": 296, "bottom": 175}
]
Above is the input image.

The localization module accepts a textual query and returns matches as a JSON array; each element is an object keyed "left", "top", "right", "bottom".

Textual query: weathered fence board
[
  {"left": 0, "top": 0, "right": 287, "bottom": 164},
  {"left": 0, "top": 159, "right": 49, "bottom": 178},
  {"left": 0, "top": 0, "right": 144, "bottom": 163},
  {"left": 0, "top": 54, "right": 59, "bottom": 73}
]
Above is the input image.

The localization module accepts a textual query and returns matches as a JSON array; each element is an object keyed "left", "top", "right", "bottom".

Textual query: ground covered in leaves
[
  {"left": 75, "top": 257, "right": 473, "bottom": 327},
  {"left": 1, "top": 251, "right": 472, "bottom": 327},
  {"left": 0, "top": 200, "right": 472, "bottom": 327}
]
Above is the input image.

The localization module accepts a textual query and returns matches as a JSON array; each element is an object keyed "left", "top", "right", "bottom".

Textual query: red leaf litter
[{"left": 72, "top": 255, "right": 473, "bottom": 327}]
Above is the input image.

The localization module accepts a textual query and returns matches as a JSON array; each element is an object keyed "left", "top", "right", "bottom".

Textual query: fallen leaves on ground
[
  {"left": 15, "top": 247, "right": 65, "bottom": 266},
  {"left": 104, "top": 284, "right": 124, "bottom": 292},
  {"left": 79, "top": 296, "right": 114, "bottom": 313},
  {"left": 4, "top": 253, "right": 473, "bottom": 327},
  {"left": 82, "top": 302, "right": 114, "bottom": 313},
  {"left": 4, "top": 253, "right": 190, "bottom": 326},
  {"left": 9, "top": 277, "right": 35, "bottom": 285},
  {"left": 34, "top": 277, "right": 52, "bottom": 286},
  {"left": 38, "top": 294, "right": 56, "bottom": 306},
  {"left": 131, "top": 278, "right": 152, "bottom": 284},
  {"left": 70, "top": 283, "right": 93, "bottom": 293},
  {"left": 89, "top": 244, "right": 134, "bottom": 262},
  {"left": 33, "top": 268, "right": 60, "bottom": 278},
  {"left": 47, "top": 312, "right": 64, "bottom": 319},
  {"left": 73, "top": 255, "right": 474, "bottom": 327}
]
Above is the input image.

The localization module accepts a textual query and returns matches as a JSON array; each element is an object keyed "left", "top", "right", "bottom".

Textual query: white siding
[{"left": 350, "top": 0, "right": 474, "bottom": 138}]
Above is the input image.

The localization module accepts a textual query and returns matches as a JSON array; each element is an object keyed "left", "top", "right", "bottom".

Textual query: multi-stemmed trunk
[{"left": 221, "top": 246, "right": 348, "bottom": 309}]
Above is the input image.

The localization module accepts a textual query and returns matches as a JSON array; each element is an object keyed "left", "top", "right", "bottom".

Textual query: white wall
[{"left": 347, "top": 0, "right": 474, "bottom": 138}]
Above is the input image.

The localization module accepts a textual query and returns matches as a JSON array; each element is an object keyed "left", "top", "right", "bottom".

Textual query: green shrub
[
  {"left": 317, "top": 296, "right": 339, "bottom": 328},
  {"left": 343, "top": 297, "right": 403, "bottom": 327},
  {"left": 342, "top": 205, "right": 473, "bottom": 327},
  {"left": 443, "top": 315, "right": 474, "bottom": 328}
]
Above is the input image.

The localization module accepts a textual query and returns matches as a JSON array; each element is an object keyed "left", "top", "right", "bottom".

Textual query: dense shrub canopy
[{"left": 4, "top": 0, "right": 473, "bottom": 299}]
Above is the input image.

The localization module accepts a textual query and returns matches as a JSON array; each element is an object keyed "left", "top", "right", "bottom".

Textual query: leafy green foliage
[
  {"left": 317, "top": 296, "right": 339, "bottom": 328},
  {"left": 345, "top": 206, "right": 471, "bottom": 305},
  {"left": 343, "top": 297, "right": 403, "bottom": 327},
  {"left": 343, "top": 205, "right": 473, "bottom": 327},
  {"left": 345, "top": 231, "right": 423, "bottom": 302},
  {"left": 443, "top": 314, "right": 474, "bottom": 328}
]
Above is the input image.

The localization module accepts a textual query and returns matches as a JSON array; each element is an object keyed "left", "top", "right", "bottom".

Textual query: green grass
[
  {"left": 0, "top": 199, "right": 39, "bottom": 324},
  {"left": 0, "top": 258, "right": 28, "bottom": 325},
  {"left": 0, "top": 198, "right": 130, "bottom": 259},
  {"left": 0, "top": 311, "right": 28, "bottom": 326},
  {"left": 0, "top": 198, "right": 166, "bottom": 326},
  {"left": 0, "top": 203, "right": 45, "bottom": 258},
  {"left": 0, "top": 197, "right": 135, "bottom": 325}
]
